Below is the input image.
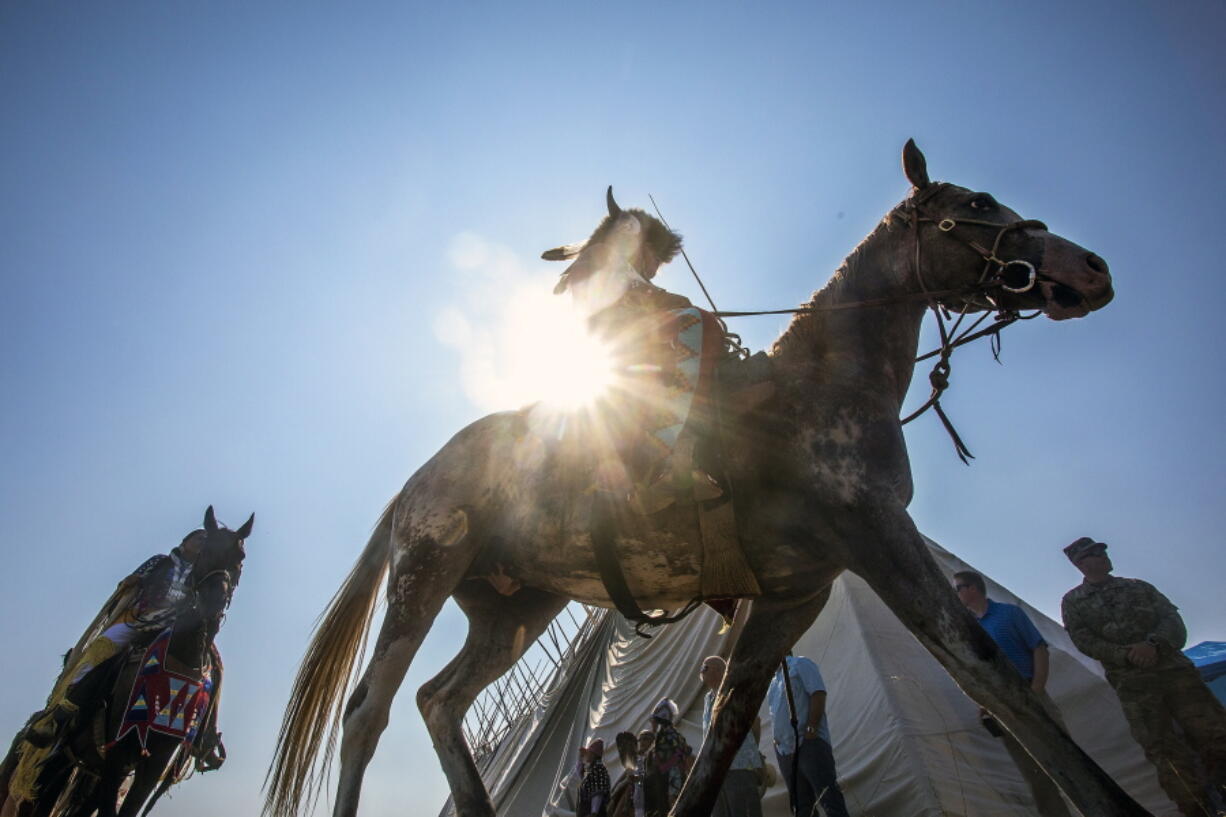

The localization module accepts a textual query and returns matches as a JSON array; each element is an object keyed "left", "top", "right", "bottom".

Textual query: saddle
[{"left": 587, "top": 317, "right": 777, "bottom": 629}]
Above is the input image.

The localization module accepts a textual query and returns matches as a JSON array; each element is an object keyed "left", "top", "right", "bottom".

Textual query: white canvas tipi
[{"left": 449, "top": 537, "right": 1176, "bottom": 816}]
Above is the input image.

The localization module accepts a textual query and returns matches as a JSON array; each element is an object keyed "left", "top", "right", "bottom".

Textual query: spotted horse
[{"left": 265, "top": 141, "right": 1145, "bottom": 817}]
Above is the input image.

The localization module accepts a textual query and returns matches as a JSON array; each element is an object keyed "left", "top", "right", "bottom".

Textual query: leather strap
[{"left": 590, "top": 492, "right": 701, "bottom": 638}]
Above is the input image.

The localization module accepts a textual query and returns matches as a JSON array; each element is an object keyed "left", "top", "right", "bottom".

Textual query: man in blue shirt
[
  {"left": 767, "top": 655, "right": 849, "bottom": 817},
  {"left": 954, "top": 570, "right": 1071, "bottom": 817}
]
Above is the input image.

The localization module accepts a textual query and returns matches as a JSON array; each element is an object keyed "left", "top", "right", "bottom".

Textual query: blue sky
[{"left": 2, "top": 1, "right": 1224, "bottom": 814}]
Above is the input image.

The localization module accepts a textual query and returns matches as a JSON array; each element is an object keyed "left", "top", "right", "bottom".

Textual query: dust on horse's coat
[{"left": 265, "top": 142, "right": 1143, "bottom": 817}]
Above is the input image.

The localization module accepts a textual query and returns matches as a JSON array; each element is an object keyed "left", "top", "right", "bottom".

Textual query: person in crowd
[
  {"left": 699, "top": 655, "right": 764, "bottom": 817},
  {"left": 1061, "top": 536, "right": 1226, "bottom": 816},
  {"left": 953, "top": 570, "right": 1071, "bottom": 817},
  {"left": 612, "top": 729, "right": 661, "bottom": 817},
  {"left": 632, "top": 730, "right": 654, "bottom": 817},
  {"left": 607, "top": 730, "right": 652, "bottom": 817},
  {"left": 767, "top": 654, "right": 850, "bottom": 817},
  {"left": 643, "top": 698, "right": 692, "bottom": 817},
  {"left": 579, "top": 739, "right": 611, "bottom": 817}
]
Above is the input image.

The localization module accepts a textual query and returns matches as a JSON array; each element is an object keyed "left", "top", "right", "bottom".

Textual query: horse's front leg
[
  {"left": 671, "top": 588, "right": 832, "bottom": 817},
  {"left": 115, "top": 751, "right": 174, "bottom": 817},
  {"left": 840, "top": 497, "right": 1152, "bottom": 817}
]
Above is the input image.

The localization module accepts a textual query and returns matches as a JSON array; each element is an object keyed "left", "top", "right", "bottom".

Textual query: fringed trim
[
  {"left": 10, "top": 637, "right": 122, "bottom": 803},
  {"left": 8, "top": 738, "right": 52, "bottom": 804}
]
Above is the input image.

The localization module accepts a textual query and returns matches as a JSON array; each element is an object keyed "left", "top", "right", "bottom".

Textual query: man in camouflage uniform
[{"left": 1061, "top": 536, "right": 1226, "bottom": 816}]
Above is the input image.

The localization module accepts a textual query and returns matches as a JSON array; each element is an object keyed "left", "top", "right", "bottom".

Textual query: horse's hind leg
[
  {"left": 417, "top": 582, "right": 567, "bottom": 817},
  {"left": 333, "top": 527, "right": 481, "bottom": 817}
]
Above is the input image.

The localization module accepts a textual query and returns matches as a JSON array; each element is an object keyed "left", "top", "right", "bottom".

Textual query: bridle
[
  {"left": 713, "top": 186, "right": 1054, "bottom": 318},
  {"left": 190, "top": 567, "right": 235, "bottom": 614},
  {"left": 891, "top": 183, "right": 1055, "bottom": 461},
  {"left": 660, "top": 186, "right": 1063, "bottom": 462},
  {"left": 902, "top": 182, "right": 1049, "bottom": 305},
  {"left": 193, "top": 567, "right": 234, "bottom": 593},
  {"left": 190, "top": 531, "right": 243, "bottom": 619}
]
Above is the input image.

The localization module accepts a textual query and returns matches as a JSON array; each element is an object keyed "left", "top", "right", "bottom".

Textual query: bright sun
[{"left": 496, "top": 287, "right": 614, "bottom": 410}]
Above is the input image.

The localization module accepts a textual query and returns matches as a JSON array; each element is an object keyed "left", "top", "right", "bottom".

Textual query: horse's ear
[
  {"left": 902, "top": 139, "right": 930, "bottom": 189},
  {"left": 204, "top": 506, "right": 218, "bottom": 534},
  {"left": 541, "top": 241, "right": 587, "bottom": 262},
  {"left": 236, "top": 513, "right": 254, "bottom": 540}
]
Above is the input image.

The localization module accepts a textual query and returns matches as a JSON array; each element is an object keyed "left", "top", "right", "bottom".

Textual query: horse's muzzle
[{"left": 1041, "top": 248, "right": 1113, "bottom": 320}]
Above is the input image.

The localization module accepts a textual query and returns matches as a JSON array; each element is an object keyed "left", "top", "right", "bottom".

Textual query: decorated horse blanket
[
  {"left": 113, "top": 628, "right": 218, "bottom": 749},
  {"left": 638, "top": 306, "right": 725, "bottom": 462},
  {"left": 571, "top": 298, "right": 731, "bottom": 494}
]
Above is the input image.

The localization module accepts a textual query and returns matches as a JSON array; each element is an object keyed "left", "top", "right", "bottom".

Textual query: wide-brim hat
[{"left": 1064, "top": 536, "right": 1108, "bottom": 563}]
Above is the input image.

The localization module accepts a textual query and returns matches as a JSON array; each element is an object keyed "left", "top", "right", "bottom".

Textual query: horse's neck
[
  {"left": 771, "top": 216, "right": 926, "bottom": 414},
  {"left": 165, "top": 615, "right": 215, "bottom": 673}
]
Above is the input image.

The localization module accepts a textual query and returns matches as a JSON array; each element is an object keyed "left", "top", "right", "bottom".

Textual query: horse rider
[
  {"left": 25, "top": 528, "right": 208, "bottom": 746},
  {"left": 546, "top": 187, "right": 728, "bottom": 512}
]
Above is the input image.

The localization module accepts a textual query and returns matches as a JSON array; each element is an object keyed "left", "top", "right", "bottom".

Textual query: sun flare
[{"left": 493, "top": 287, "right": 614, "bottom": 410}]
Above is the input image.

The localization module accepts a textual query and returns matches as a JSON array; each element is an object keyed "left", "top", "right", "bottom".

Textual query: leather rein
[
  {"left": 707, "top": 185, "right": 1062, "bottom": 462},
  {"left": 186, "top": 565, "right": 238, "bottom": 630}
]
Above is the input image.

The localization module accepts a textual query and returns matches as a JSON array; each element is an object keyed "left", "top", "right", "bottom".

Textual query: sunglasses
[{"left": 954, "top": 584, "right": 975, "bottom": 591}]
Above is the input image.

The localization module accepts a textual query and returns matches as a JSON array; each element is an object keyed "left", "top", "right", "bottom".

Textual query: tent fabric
[
  {"left": 445, "top": 537, "right": 1177, "bottom": 816},
  {"left": 458, "top": 614, "right": 620, "bottom": 816},
  {"left": 539, "top": 607, "right": 726, "bottom": 816},
  {"left": 443, "top": 608, "right": 727, "bottom": 817},
  {"left": 1184, "top": 641, "right": 1226, "bottom": 704}
]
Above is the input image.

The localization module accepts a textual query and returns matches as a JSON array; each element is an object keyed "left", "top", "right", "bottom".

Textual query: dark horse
[
  {"left": 2, "top": 507, "right": 250, "bottom": 817},
  {"left": 265, "top": 142, "right": 1144, "bottom": 817}
]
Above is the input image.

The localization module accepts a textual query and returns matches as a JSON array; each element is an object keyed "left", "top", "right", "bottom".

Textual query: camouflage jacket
[{"left": 1061, "top": 576, "right": 1191, "bottom": 674}]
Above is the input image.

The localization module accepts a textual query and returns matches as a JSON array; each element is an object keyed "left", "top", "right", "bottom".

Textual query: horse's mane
[{"left": 771, "top": 199, "right": 911, "bottom": 355}]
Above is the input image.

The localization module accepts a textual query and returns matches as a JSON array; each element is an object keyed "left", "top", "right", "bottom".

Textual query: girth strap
[{"left": 590, "top": 492, "right": 701, "bottom": 638}]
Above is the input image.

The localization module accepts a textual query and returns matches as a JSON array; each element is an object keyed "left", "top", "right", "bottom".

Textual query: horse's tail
[{"left": 263, "top": 500, "right": 395, "bottom": 817}]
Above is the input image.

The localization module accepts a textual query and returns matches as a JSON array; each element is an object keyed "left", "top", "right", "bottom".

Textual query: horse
[
  {"left": 265, "top": 141, "right": 1143, "bottom": 817},
  {"left": 3, "top": 507, "right": 251, "bottom": 817}
]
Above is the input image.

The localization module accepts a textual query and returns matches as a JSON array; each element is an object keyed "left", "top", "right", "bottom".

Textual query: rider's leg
[{"left": 26, "top": 624, "right": 138, "bottom": 746}]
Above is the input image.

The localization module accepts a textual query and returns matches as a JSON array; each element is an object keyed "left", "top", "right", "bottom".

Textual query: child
[{"left": 578, "top": 739, "right": 610, "bottom": 817}]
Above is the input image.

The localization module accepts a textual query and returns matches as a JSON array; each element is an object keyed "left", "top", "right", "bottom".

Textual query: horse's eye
[{"left": 969, "top": 196, "right": 994, "bottom": 211}]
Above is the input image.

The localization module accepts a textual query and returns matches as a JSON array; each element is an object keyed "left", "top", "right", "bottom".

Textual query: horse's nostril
[{"left": 1086, "top": 253, "right": 1109, "bottom": 274}]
